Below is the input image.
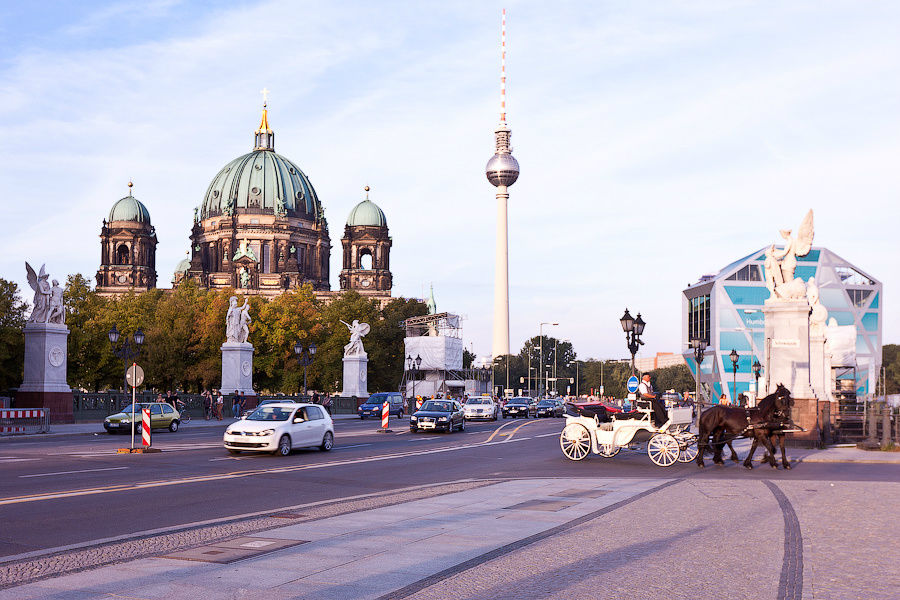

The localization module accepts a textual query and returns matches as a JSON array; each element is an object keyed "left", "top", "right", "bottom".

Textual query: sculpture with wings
[
  {"left": 765, "top": 210, "right": 814, "bottom": 301},
  {"left": 340, "top": 319, "right": 370, "bottom": 357},
  {"left": 25, "top": 262, "right": 52, "bottom": 323}
]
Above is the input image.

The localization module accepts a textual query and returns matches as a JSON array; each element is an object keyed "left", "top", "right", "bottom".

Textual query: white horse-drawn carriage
[{"left": 559, "top": 400, "right": 697, "bottom": 466}]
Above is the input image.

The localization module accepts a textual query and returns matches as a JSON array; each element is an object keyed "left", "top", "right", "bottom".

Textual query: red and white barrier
[
  {"left": 382, "top": 401, "right": 389, "bottom": 429},
  {"left": 0, "top": 408, "right": 49, "bottom": 435},
  {"left": 416, "top": 398, "right": 423, "bottom": 411},
  {"left": 142, "top": 408, "right": 151, "bottom": 447},
  {"left": 0, "top": 409, "right": 44, "bottom": 419}
]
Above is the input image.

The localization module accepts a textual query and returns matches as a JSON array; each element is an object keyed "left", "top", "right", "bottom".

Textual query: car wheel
[
  {"left": 410, "top": 427, "right": 417, "bottom": 433},
  {"left": 276, "top": 435, "right": 292, "bottom": 456},
  {"left": 320, "top": 431, "right": 334, "bottom": 451},
  {"left": 168, "top": 420, "right": 179, "bottom": 432},
  {"left": 360, "top": 415, "right": 365, "bottom": 420},
  {"left": 445, "top": 422, "right": 453, "bottom": 434},
  {"left": 227, "top": 449, "right": 241, "bottom": 455}
]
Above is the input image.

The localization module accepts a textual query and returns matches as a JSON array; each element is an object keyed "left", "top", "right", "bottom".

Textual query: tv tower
[{"left": 486, "top": 8, "right": 520, "bottom": 359}]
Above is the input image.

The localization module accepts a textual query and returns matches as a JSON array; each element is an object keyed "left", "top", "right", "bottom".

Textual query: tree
[
  {"left": 649, "top": 364, "right": 695, "bottom": 396},
  {"left": 883, "top": 344, "right": 899, "bottom": 395},
  {"left": 316, "top": 291, "right": 380, "bottom": 394},
  {"left": 253, "top": 285, "right": 322, "bottom": 393},
  {"left": 463, "top": 348, "right": 475, "bottom": 369},
  {"left": 0, "top": 278, "right": 26, "bottom": 392},
  {"left": 64, "top": 274, "right": 119, "bottom": 391}
]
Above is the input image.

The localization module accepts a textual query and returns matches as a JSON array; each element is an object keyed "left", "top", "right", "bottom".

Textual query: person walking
[
  {"left": 322, "top": 394, "right": 332, "bottom": 416},
  {"left": 719, "top": 393, "right": 731, "bottom": 406},
  {"left": 231, "top": 391, "right": 240, "bottom": 418},
  {"left": 202, "top": 390, "right": 212, "bottom": 420},
  {"left": 215, "top": 390, "right": 224, "bottom": 420}
]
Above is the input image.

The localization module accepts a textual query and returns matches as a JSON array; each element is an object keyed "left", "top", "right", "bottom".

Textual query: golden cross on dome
[{"left": 260, "top": 87, "right": 270, "bottom": 107}]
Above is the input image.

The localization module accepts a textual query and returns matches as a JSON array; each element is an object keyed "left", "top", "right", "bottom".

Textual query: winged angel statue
[
  {"left": 26, "top": 262, "right": 65, "bottom": 324},
  {"left": 340, "top": 319, "right": 370, "bottom": 357},
  {"left": 764, "top": 210, "right": 814, "bottom": 301}
]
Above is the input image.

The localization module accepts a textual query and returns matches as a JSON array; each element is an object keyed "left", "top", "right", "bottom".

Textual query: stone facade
[{"left": 339, "top": 223, "right": 392, "bottom": 297}]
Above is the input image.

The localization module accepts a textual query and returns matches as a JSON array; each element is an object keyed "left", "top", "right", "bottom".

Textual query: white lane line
[
  {"left": 336, "top": 444, "right": 373, "bottom": 450},
  {"left": 0, "top": 458, "right": 38, "bottom": 462},
  {"left": 534, "top": 432, "right": 561, "bottom": 438},
  {"left": 19, "top": 466, "right": 129, "bottom": 478}
]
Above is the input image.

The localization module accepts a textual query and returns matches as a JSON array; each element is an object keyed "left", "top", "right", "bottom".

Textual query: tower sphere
[{"left": 485, "top": 153, "right": 520, "bottom": 187}]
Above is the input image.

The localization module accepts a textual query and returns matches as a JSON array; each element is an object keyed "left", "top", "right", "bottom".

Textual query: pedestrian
[
  {"left": 202, "top": 389, "right": 212, "bottom": 420},
  {"left": 322, "top": 394, "right": 332, "bottom": 415},
  {"left": 719, "top": 393, "right": 730, "bottom": 406},
  {"left": 312, "top": 391, "right": 320, "bottom": 405},
  {"left": 231, "top": 391, "right": 240, "bottom": 418},
  {"left": 215, "top": 390, "right": 224, "bottom": 420}
]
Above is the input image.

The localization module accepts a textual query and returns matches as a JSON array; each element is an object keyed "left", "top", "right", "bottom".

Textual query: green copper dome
[
  {"left": 347, "top": 199, "right": 387, "bottom": 227},
  {"left": 108, "top": 193, "right": 151, "bottom": 224},
  {"left": 175, "top": 257, "right": 191, "bottom": 273},
  {"left": 200, "top": 150, "right": 323, "bottom": 220}
]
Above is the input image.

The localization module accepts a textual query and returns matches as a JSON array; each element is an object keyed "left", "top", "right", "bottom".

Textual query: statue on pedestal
[
  {"left": 764, "top": 209, "right": 814, "bottom": 301},
  {"left": 226, "top": 296, "right": 251, "bottom": 343},
  {"left": 25, "top": 263, "right": 65, "bottom": 325},
  {"left": 341, "top": 319, "right": 370, "bottom": 357},
  {"left": 806, "top": 277, "right": 828, "bottom": 337}
]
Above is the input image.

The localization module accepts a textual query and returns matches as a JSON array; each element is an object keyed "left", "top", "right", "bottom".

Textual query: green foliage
[
  {"left": 883, "top": 344, "right": 899, "bottom": 395},
  {"left": 463, "top": 348, "right": 475, "bottom": 369},
  {"left": 0, "top": 278, "right": 27, "bottom": 392},
  {"left": 650, "top": 364, "right": 696, "bottom": 395}
]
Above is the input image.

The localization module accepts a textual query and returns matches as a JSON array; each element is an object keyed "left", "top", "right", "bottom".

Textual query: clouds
[{"left": 0, "top": 0, "right": 897, "bottom": 361}]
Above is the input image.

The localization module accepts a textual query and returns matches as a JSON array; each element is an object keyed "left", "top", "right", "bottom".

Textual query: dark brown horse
[{"left": 696, "top": 384, "right": 793, "bottom": 469}]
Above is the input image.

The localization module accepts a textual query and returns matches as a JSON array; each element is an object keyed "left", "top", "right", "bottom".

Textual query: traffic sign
[
  {"left": 626, "top": 375, "right": 639, "bottom": 394},
  {"left": 125, "top": 364, "right": 145, "bottom": 388}
]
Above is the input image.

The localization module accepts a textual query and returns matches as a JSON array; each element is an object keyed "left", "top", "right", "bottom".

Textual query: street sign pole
[{"left": 130, "top": 362, "right": 137, "bottom": 450}]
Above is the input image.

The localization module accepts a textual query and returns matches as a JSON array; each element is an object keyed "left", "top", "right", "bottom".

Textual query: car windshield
[
  {"left": 246, "top": 406, "right": 293, "bottom": 421},
  {"left": 421, "top": 401, "right": 452, "bottom": 412},
  {"left": 122, "top": 405, "right": 149, "bottom": 413},
  {"left": 368, "top": 394, "right": 387, "bottom": 404},
  {"left": 468, "top": 399, "right": 489, "bottom": 405},
  {"left": 538, "top": 400, "right": 555, "bottom": 407},
  {"left": 508, "top": 402, "right": 528, "bottom": 407}
]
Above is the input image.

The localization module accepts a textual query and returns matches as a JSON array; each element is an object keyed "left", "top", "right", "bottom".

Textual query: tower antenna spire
[{"left": 500, "top": 8, "right": 507, "bottom": 124}]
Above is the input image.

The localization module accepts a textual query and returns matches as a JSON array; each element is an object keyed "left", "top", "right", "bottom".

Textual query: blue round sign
[{"left": 626, "top": 375, "right": 640, "bottom": 394}]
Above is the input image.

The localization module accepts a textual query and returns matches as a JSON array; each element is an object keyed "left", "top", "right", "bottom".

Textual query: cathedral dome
[
  {"left": 200, "top": 105, "right": 323, "bottom": 221},
  {"left": 346, "top": 187, "right": 387, "bottom": 227},
  {"left": 108, "top": 186, "right": 151, "bottom": 224}
]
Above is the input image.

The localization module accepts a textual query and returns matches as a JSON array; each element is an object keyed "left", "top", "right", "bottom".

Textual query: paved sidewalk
[{"left": 3, "top": 476, "right": 897, "bottom": 599}]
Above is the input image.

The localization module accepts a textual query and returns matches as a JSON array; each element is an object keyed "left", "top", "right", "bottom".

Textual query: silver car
[
  {"left": 463, "top": 396, "right": 498, "bottom": 421},
  {"left": 223, "top": 402, "right": 334, "bottom": 456}
]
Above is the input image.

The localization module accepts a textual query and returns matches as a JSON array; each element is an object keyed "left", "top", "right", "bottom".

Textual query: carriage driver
[{"left": 638, "top": 374, "right": 669, "bottom": 427}]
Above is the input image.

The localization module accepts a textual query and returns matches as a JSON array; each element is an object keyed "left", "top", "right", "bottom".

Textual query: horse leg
[
  {"left": 696, "top": 434, "right": 706, "bottom": 468},
  {"left": 759, "top": 433, "right": 779, "bottom": 469},
  {"left": 743, "top": 435, "right": 760, "bottom": 469},
  {"left": 778, "top": 432, "right": 791, "bottom": 469},
  {"left": 712, "top": 431, "right": 726, "bottom": 465},
  {"left": 727, "top": 441, "right": 740, "bottom": 463}
]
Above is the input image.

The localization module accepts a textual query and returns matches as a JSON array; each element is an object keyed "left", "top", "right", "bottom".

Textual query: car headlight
[
  {"left": 410, "top": 416, "right": 417, "bottom": 421},
  {"left": 438, "top": 417, "right": 448, "bottom": 422}
]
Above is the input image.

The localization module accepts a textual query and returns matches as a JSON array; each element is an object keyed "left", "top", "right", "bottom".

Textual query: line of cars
[{"left": 409, "top": 395, "right": 567, "bottom": 433}]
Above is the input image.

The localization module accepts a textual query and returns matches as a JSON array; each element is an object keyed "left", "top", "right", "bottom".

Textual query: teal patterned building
[{"left": 681, "top": 247, "right": 882, "bottom": 402}]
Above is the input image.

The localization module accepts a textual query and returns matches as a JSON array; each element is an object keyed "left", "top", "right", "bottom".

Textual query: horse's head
[{"left": 772, "top": 384, "right": 793, "bottom": 419}]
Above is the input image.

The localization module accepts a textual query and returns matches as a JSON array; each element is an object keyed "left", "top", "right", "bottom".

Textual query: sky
[{"left": 0, "top": 0, "right": 897, "bottom": 363}]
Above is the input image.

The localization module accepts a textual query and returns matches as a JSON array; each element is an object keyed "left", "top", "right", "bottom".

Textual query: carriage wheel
[
  {"left": 675, "top": 433, "right": 698, "bottom": 463},
  {"left": 597, "top": 443, "right": 620, "bottom": 458},
  {"left": 647, "top": 433, "right": 680, "bottom": 467},
  {"left": 560, "top": 423, "right": 592, "bottom": 461}
]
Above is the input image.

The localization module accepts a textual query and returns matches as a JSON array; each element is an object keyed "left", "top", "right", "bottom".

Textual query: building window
[
  {"left": 359, "top": 249, "right": 373, "bottom": 270},
  {"left": 835, "top": 266, "right": 874, "bottom": 286},
  {"left": 688, "top": 294, "right": 710, "bottom": 344},
  {"left": 846, "top": 288, "right": 873, "bottom": 307},
  {"left": 116, "top": 244, "right": 130, "bottom": 265},
  {"left": 262, "top": 245, "right": 271, "bottom": 274},
  {"left": 726, "top": 264, "right": 762, "bottom": 282}
]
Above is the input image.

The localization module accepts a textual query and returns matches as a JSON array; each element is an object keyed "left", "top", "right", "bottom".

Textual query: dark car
[
  {"left": 535, "top": 399, "right": 564, "bottom": 418},
  {"left": 502, "top": 398, "right": 531, "bottom": 419},
  {"left": 410, "top": 400, "right": 464, "bottom": 433},
  {"left": 358, "top": 392, "right": 405, "bottom": 419}
]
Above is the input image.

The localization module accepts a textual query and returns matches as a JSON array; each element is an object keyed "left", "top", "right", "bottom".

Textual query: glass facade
[{"left": 682, "top": 246, "right": 882, "bottom": 402}]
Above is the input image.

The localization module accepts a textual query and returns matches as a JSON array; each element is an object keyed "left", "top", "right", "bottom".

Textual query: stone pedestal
[
  {"left": 221, "top": 342, "right": 256, "bottom": 396},
  {"left": 809, "top": 334, "right": 835, "bottom": 403},
  {"left": 341, "top": 354, "right": 369, "bottom": 399},
  {"left": 763, "top": 299, "right": 815, "bottom": 399},
  {"left": 17, "top": 322, "right": 74, "bottom": 423}
]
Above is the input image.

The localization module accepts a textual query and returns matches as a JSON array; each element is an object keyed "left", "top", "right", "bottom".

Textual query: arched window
[
  {"left": 116, "top": 244, "right": 130, "bottom": 265},
  {"left": 359, "top": 248, "right": 373, "bottom": 270}
]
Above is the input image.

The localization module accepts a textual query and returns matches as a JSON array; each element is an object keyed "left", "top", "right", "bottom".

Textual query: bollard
[
  {"left": 142, "top": 408, "right": 152, "bottom": 447},
  {"left": 867, "top": 402, "right": 879, "bottom": 445},
  {"left": 416, "top": 397, "right": 423, "bottom": 411},
  {"left": 882, "top": 405, "right": 892, "bottom": 448},
  {"left": 382, "top": 400, "right": 389, "bottom": 430}
]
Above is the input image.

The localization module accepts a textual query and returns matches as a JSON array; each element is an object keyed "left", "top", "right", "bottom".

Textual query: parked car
[
  {"left": 463, "top": 396, "right": 498, "bottom": 421},
  {"left": 410, "top": 400, "right": 465, "bottom": 433},
  {"left": 223, "top": 402, "right": 334, "bottom": 456},
  {"left": 104, "top": 403, "right": 181, "bottom": 433},
  {"left": 502, "top": 398, "right": 531, "bottom": 419},
  {"left": 358, "top": 392, "right": 405, "bottom": 419},
  {"left": 535, "top": 398, "right": 565, "bottom": 418}
]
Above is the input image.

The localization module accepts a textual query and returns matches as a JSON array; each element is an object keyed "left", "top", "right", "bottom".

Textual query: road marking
[
  {"left": 503, "top": 419, "right": 539, "bottom": 442},
  {"left": 0, "top": 437, "right": 533, "bottom": 506},
  {"left": 484, "top": 420, "right": 521, "bottom": 443},
  {"left": 0, "top": 457, "right": 38, "bottom": 462},
  {"left": 336, "top": 444, "right": 373, "bottom": 450},
  {"left": 534, "top": 432, "right": 560, "bottom": 439},
  {"left": 19, "top": 466, "right": 129, "bottom": 478}
]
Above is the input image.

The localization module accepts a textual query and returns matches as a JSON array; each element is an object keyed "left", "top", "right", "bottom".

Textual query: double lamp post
[
  {"left": 293, "top": 342, "right": 316, "bottom": 397},
  {"left": 619, "top": 309, "right": 645, "bottom": 376}
]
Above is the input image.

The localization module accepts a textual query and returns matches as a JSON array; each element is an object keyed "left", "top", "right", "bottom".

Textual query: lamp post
[
  {"left": 620, "top": 309, "right": 645, "bottom": 375},
  {"left": 539, "top": 322, "right": 558, "bottom": 398},
  {"left": 108, "top": 325, "right": 144, "bottom": 391},
  {"left": 729, "top": 348, "right": 739, "bottom": 405},
  {"left": 406, "top": 354, "right": 422, "bottom": 405},
  {"left": 569, "top": 360, "right": 580, "bottom": 397},
  {"left": 294, "top": 342, "right": 316, "bottom": 397},
  {"left": 690, "top": 336, "right": 707, "bottom": 406},
  {"left": 751, "top": 359, "right": 762, "bottom": 405}
]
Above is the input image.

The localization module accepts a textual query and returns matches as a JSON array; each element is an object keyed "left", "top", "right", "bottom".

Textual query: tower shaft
[{"left": 492, "top": 187, "right": 510, "bottom": 357}]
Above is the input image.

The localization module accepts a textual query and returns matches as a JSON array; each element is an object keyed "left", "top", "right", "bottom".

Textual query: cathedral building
[{"left": 98, "top": 100, "right": 394, "bottom": 301}]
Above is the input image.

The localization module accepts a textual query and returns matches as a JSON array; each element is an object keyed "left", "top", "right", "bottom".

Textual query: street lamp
[
  {"left": 620, "top": 309, "right": 645, "bottom": 375},
  {"left": 294, "top": 342, "right": 316, "bottom": 397},
  {"left": 689, "top": 336, "right": 707, "bottom": 406},
  {"left": 406, "top": 354, "right": 422, "bottom": 403},
  {"left": 729, "top": 348, "right": 739, "bottom": 405},
  {"left": 539, "top": 322, "right": 558, "bottom": 398},
  {"left": 751, "top": 359, "right": 762, "bottom": 404},
  {"left": 108, "top": 325, "right": 144, "bottom": 387}
]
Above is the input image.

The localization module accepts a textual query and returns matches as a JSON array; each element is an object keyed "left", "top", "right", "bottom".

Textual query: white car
[
  {"left": 463, "top": 396, "right": 498, "bottom": 421},
  {"left": 223, "top": 402, "right": 334, "bottom": 456}
]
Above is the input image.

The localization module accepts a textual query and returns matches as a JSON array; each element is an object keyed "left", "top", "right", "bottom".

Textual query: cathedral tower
[
  {"left": 96, "top": 182, "right": 158, "bottom": 296},
  {"left": 339, "top": 186, "right": 392, "bottom": 296}
]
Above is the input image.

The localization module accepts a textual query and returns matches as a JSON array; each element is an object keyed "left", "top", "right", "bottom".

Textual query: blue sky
[{"left": 0, "top": 0, "right": 897, "bottom": 362}]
